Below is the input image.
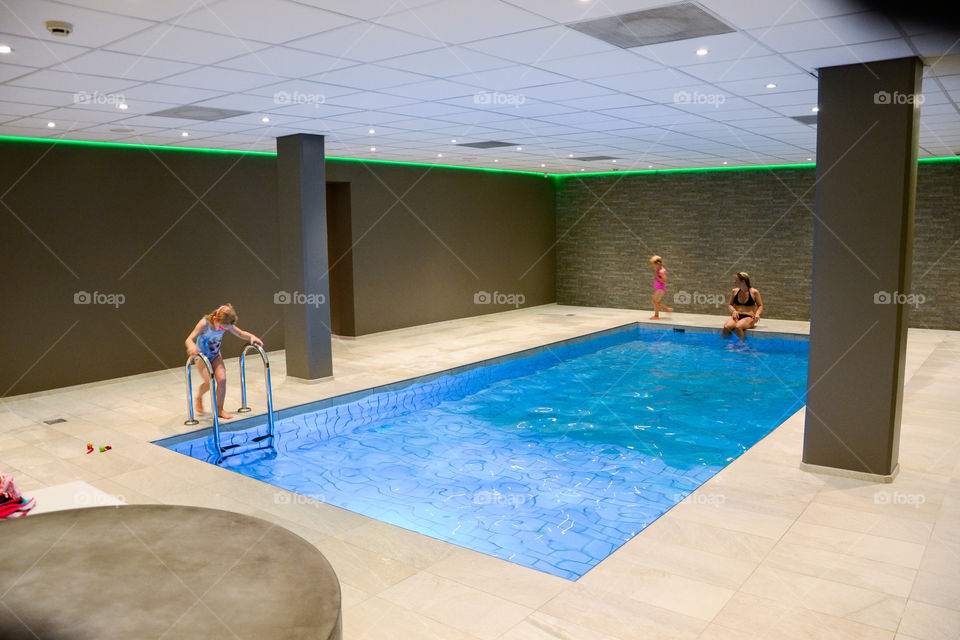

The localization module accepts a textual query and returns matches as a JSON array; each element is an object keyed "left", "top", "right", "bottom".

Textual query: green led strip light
[
  {"left": 2, "top": 135, "right": 958, "bottom": 176},
  {"left": 0, "top": 135, "right": 545, "bottom": 176}
]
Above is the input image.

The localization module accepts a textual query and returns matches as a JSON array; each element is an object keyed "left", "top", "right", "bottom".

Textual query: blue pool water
[{"left": 161, "top": 325, "right": 808, "bottom": 580}]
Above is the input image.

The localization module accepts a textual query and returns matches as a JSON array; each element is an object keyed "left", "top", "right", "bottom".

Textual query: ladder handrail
[
  {"left": 237, "top": 344, "right": 276, "bottom": 443},
  {"left": 184, "top": 353, "right": 222, "bottom": 462}
]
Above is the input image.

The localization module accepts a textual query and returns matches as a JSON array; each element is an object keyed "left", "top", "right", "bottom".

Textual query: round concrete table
[{"left": 0, "top": 505, "right": 341, "bottom": 640}]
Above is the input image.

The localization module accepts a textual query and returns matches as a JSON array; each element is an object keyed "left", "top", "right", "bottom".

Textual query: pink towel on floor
[{"left": 1, "top": 471, "right": 22, "bottom": 500}]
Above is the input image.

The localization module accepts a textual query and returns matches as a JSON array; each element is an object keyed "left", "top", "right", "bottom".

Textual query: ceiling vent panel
[
  {"left": 567, "top": 2, "right": 735, "bottom": 49},
  {"left": 148, "top": 106, "right": 251, "bottom": 121}
]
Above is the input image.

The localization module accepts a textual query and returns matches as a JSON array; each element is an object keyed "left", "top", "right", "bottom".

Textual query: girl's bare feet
[
  {"left": 662, "top": 306, "right": 674, "bottom": 312},
  {"left": 218, "top": 412, "right": 234, "bottom": 420},
  {"left": 649, "top": 314, "right": 660, "bottom": 320},
  {"left": 194, "top": 397, "right": 205, "bottom": 415}
]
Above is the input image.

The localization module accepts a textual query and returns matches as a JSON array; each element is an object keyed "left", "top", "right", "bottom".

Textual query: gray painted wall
[
  {"left": 555, "top": 162, "right": 960, "bottom": 329},
  {"left": 0, "top": 141, "right": 557, "bottom": 395},
  {"left": 325, "top": 161, "right": 557, "bottom": 336}
]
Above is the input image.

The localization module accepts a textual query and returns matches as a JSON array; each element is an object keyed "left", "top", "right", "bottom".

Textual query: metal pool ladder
[{"left": 183, "top": 345, "right": 277, "bottom": 464}]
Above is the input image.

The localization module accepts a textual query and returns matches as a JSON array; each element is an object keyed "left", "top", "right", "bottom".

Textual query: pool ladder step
[{"left": 184, "top": 344, "right": 277, "bottom": 464}]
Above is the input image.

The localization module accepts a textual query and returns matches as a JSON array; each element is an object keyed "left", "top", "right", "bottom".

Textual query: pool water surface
[{"left": 161, "top": 325, "right": 808, "bottom": 580}]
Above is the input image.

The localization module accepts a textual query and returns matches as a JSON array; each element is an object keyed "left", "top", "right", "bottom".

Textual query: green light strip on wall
[
  {"left": 0, "top": 134, "right": 276, "bottom": 157},
  {"left": 2, "top": 135, "right": 958, "bottom": 176}
]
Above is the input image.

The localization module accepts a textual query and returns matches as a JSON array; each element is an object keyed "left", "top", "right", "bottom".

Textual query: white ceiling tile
[
  {"left": 561, "top": 93, "right": 645, "bottom": 111},
  {"left": 309, "top": 65, "right": 433, "bottom": 90},
  {"left": 0, "top": 0, "right": 155, "bottom": 47},
  {"left": 463, "top": 26, "right": 614, "bottom": 65},
  {"left": 160, "top": 67, "right": 277, "bottom": 92},
  {"left": 191, "top": 93, "right": 284, "bottom": 112},
  {"left": 0, "top": 34, "right": 90, "bottom": 68},
  {"left": 0, "top": 63, "right": 34, "bottom": 84},
  {"left": 910, "top": 33, "right": 960, "bottom": 58},
  {"left": 784, "top": 40, "right": 917, "bottom": 73},
  {"left": 747, "top": 89, "right": 820, "bottom": 108},
  {"left": 449, "top": 66, "right": 570, "bottom": 92},
  {"left": 0, "top": 102, "right": 51, "bottom": 117},
  {"left": 378, "top": 46, "right": 512, "bottom": 77},
  {"left": 699, "top": 0, "right": 866, "bottom": 30},
  {"left": 678, "top": 55, "right": 800, "bottom": 82},
  {"left": 590, "top": 69, "right": 697, "bottom": 93},
  {"left": 380, "top": 101, "right": 470, "bottom": 118},
  {"left": 637, "top": 32, "right": 773, "bottom": 68},
  {"left": 106, "top": 25, "right": 269, "bottom": 65},
  {"left": 120, "top": 83, "right": 226, "bottom": 104},
  {"left": 325, "top": 91, "right": 419, "bottom": 110},
  {"left": 53, "top": 0, "right": 223, "bottom": 22},
  {"left": 518, "top": 81, "right": 612, "bottom": 102},
  {"left": 6, "top": 69, "right": 137, "bottom": 96},
  {"left": 294, "top": 0, "right": 439, "bottom": 21},
  {"left": 176, "top": 0, "right": 356, "bottom": 43},
  {"left": 247, "top": 79, "right": 357, "bottom": 100},
  {"left": 288, "top": 24, "right": 442, "bottom": 62},
  {"left": 268, "top": 102, "right": 359, "bottom": 118},
  {"left": 50, "top": 50, "right": 198, "bottom": 82},
  {"left": 215, "top": 47, "right": 360, "bottom": 76},
  {"left": 533, "top": 50, "right": 662, "bottom": 79},
  {"left": 749, "top": 13, "right": 902, "bottom": 54},
  {"left": 383, "top": 79, "right": 477, "bottom": 100},
  {"left": 378, "top": 0, "right": 552, "bottom": 43},
  {"left": 714, "top": 73, "right": 818, "bottom": 96},
  {"left": 0, "top": 85, "right": 76, "bottom": 107}
]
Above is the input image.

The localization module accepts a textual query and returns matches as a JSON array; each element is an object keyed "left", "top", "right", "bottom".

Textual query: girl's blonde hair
[
  {"left": 649, "top": 255, "right": 662, "bottom": 265},
  {"left": 206, "top": 303, "right": 238, "bottom": 327},
  {"left": 736, "top": 272, "right": 752, "bottom": 289}
]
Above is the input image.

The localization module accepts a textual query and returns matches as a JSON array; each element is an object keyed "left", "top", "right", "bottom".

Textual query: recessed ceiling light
[
  {"left": 181, "top": 131, "right": 189, "bottom": 137},
  {"left": 437, "top": 153, "right": 443, "bottom": 158},
  {"left": 648, "top": 165, "right": 653, "bottom": 168},
  {"left": 723, "top": 161, "right": 728, "bottom": 165},
  {"left": 118, "top": 103, "right": 128, "bottom": 110},
  {"left": 261, "top": 116, "right": 270, "bottom": 123},
  {"left": 580, "top": 168, "right": 586, "bottom": 171},
  {"left": 0, "top": 45, "right": 12, "bottom": 54},
  {"left": 451, "top": 138, "right": 457, "bottom": 143},
  {"left": 765, "top": 83, "right": 777, "bottom": 89},
  {"left": 494, "top": 159, "right": 499, "bottom": 163},
  {"left": 370, "top": 146, "right": 376, "bottom": 152},
  {"left": 612, "top": 159, "right": 617, "bottom": 163},
  {"left": 807, "top": 157, "right": 812, "bottom": 161},
  {"left": 47, "top": 122, "right": 55, "bottom": 128},
  {"left": 516, "top": 146, "right": 522, "bottom": 151},
  {"left": 568, "top": 153, "right": 574, "bottom": 158},
  {"left": 541, "top": 164, "right": 545, "bottom": 167},
  {"left": 811, "top": 106, "right": 819, "bottom": 112},
  {"left": 696, "top": 48, "right": 708, "bottom": 56},
  {"left": 368, "top": 128, "right": 375, "bottom": 134}
]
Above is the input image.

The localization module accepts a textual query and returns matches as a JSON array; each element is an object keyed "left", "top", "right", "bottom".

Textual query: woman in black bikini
[{"left": 722, "top": 272, "right": 763, "bottom": 339}]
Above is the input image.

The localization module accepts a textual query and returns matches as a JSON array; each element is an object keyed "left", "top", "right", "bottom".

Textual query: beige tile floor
[{"left": 1, "top": 304, "right": 958, "bottom": 640}]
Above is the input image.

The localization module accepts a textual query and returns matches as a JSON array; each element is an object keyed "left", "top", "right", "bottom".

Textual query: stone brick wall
[{"left": 555, "top": 163, "right": 960, "bottom": 329}]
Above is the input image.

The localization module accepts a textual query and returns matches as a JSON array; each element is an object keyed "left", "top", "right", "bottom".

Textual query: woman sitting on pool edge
[{"left": 722, "top": 272, "right": 763, "bottom": 339}]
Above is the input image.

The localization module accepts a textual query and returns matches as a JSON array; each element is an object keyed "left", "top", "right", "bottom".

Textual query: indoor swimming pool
[{"left": 159, "top": 324, "right": 809, "bottom": 580}]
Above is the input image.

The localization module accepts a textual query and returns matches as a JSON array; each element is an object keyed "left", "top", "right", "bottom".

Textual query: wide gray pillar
[
  {"left": 277, "top": 134, "right": 333, "bottom": 380},
  {"left": 802, "top": 57, "right": 922, "bottom": 480}
]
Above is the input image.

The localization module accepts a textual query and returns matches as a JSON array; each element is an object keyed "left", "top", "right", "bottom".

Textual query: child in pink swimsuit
[{"left": 649, "top": 255, "right": 673, "bottom": 320}]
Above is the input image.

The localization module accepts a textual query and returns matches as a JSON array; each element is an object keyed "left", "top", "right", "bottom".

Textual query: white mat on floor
[{"left": 24, "top": 481, "right": 126, "bottom": 515}]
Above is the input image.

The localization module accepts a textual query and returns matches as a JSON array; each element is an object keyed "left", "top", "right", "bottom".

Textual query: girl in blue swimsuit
[{"left": 185, "top": 304, "right": 263, "bottom": 419}]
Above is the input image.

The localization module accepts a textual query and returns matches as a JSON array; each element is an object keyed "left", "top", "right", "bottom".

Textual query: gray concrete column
[
  {"left": 276, "top": 134, "right": 333, "bottom": 380},
  {"left": 802, "top": 57, "right": 922, "bottom": 480}
]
